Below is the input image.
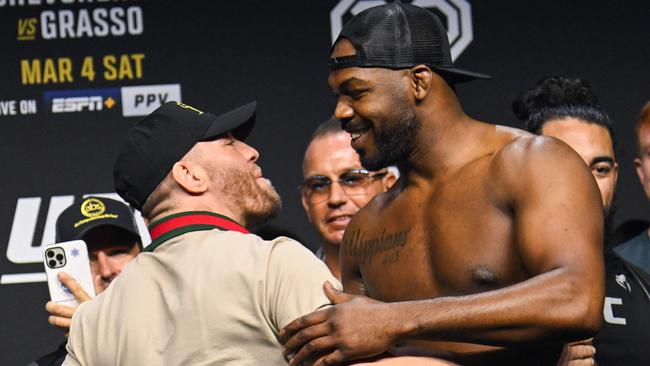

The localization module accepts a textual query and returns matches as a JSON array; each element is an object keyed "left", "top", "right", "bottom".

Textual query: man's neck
[
  {"left": 145, "top": 211, "right": 249, "bottom": 252},
  {"left": 148, "top": 198, "right": 245, "bottom": 229},
  {"left": 397, "top": 83, "right": 497, "bottom": 179},
  {"left": 404, "top": 115, "right": 496, "bottom": 183}
]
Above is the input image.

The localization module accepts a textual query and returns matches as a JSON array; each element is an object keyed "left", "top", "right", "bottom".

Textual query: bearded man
[
  {"left": 282, "top": 4, "right": 604, "bottom": 365},
  {"left": 63, "top": 101, "right": 339, "bottom": 365}
]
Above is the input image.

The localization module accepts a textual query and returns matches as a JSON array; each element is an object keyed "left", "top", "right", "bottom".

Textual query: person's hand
[
  {"left": 556, "top": 338, "right": 596, "bottom": 366},
  {"left": 44, "top": 272, "right": 98, "bottom": 331},
  {"left": 281, "top": 281, "right": 400, "bottom": 366}
]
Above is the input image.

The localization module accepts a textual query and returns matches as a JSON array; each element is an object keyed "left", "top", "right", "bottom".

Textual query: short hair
[
  {"left": 512, "top": 76, "right": 617, "bottom": 155},
  {"left": 302, "top": 117, "right": 343, "bottom": 175},
  {"left": 634, "top": 101, "right": 650, "bottom": 155},
  {"left": 311, "top": 117, "right": 343, "bottom": 141}
]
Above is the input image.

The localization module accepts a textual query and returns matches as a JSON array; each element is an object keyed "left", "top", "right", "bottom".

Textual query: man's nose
[
  {"left": 335, "top": 99, "right": 354, "bottom": 122},
  {"left": 95, "top": 252, "right": 117, "bottom": 279},
  {"left": 240, "top": 140, "right": 260, "bottom": 163},
  {"left": 327, "top": 181, "right": 349, "bottom": 206}
]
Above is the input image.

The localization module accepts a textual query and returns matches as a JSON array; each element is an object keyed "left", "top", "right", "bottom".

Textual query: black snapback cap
[
  {"left": 56, "top": 196, "right": 140, "bottom": 243},
  {"left": 329, "top": 2, "right": 490, "bottom": 83},
  {"left": 113, "top": 101, "right": 256, "bottom": 211}
]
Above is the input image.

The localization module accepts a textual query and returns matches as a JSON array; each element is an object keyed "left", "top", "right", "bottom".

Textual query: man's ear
[
  {"left": 410, "top": 65, "right": 433, "bottom": 101},
  {"left": 170, "top": 160, "right": 209, "bottom": 194},
  {"left": 635, "top": 158, "right": 646, "bottom": 185},
  {"left": 382, "top": 171, "right": 397, "bottom": 191}
]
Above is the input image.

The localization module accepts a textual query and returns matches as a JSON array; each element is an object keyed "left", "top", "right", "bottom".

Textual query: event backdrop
[{"left": 1, "top": 1, "right": 649, "bottom": 364}]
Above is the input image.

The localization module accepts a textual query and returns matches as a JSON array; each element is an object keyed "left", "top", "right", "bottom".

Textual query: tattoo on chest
[{"left": 343, "top": 228, "right": 411, "bottom": 264}]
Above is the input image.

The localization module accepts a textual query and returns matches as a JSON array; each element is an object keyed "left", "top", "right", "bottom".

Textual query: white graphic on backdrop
[
  {"left": 121, "top": 83, "right": 182, "bottom": 117},
  {"left": 2, "top": 193, "right": 150, "bottom": 285},
  {"left": 330, "top": 0, "right": 474, "bottom": 61}
]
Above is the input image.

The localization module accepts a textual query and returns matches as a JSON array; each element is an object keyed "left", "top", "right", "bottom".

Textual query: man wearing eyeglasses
[{"left": 300, "top": 118, "right": 396, "bottom": 279}]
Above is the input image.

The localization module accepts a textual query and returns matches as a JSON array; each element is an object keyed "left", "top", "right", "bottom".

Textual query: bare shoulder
[
  {"left": 345, "top": 198, "right": 379, "bottom": 237},
  {"left": 494, "top": 125, "right": 575, "bottom": 158},
  {"left": 342, "top": 186, "right": 396, "bottom": 243},
  {"left": 491, "top": 125, "right": 587, "bottom": 179},
  {"left": 486, "top": 125, "right": 596, "bottom": 202}
]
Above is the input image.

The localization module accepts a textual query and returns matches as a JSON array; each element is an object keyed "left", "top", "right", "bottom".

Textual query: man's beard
[
  {"left": 360, "top": 107, "right": 421, "bottom": 171},
  {"left": 213, "top": 167, "right": 282, "bottom": 228}
]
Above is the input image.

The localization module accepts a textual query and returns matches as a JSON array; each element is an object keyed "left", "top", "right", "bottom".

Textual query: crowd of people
[{"left": 30, "top": 3, "right": 649, "bottom": 366}]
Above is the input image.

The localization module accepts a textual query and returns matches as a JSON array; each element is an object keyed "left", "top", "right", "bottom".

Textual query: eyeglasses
[{"left": 299, "top": 169, "right": 387, "bottom": 204}]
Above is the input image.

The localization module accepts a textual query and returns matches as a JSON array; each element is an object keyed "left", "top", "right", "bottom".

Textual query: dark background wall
[{"left": 0, "top": 1, "right": 648, "bottom": 364}]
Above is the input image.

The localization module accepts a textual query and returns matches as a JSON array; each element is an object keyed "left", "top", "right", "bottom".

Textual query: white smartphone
[{"left": 43, "top": 240, "right": 96, "bottom": 306}]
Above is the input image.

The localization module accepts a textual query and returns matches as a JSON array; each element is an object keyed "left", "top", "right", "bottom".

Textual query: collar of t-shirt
[{"left": 145, "top": 211, "right": 249, "bottom": 252}]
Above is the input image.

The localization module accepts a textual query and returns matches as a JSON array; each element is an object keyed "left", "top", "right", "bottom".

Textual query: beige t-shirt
[{"left": 64, "top": 229, "right": 340, "bottom": 365}]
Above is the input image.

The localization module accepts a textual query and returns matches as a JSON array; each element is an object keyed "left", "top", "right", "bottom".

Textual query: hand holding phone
[
  {"left": 44, "top": 272, "right": 98, "bottom": 330},
  {"left": 43, "top": 240, "right": 96, "bottom": 306}
]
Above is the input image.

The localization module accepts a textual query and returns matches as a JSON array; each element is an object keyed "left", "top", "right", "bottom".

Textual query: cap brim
[
  {"left": 201, "top": 101, "right": 257, "bottom": 141},
  {"left": 434, "top": 66, "right": 491, "bottom": 83}
]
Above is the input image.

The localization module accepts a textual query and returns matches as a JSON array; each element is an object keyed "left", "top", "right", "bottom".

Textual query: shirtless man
[{"left": 282, "top": 3, "right": 604, "bottom": 365}]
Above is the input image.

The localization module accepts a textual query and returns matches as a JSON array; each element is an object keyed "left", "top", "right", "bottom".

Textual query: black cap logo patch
[
  {"left": 80, "top": 198, "right": 106, "bottom": 218},
  {"left": 176, "top": 102, "right": 204, "bottom": 115},
  {"left": 74, "top": 198, "right": 119, "bottom": 228}
]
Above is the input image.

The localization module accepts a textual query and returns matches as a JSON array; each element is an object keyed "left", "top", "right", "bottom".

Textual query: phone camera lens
[
  {"left": 47, "top": 251, "right": 54, "bottom": 258},
  {"left": 56, "top": 254, "right": 63, "bottom": 261},
  {"left": 48, "top": 260, "right": 56, "bottom": 267}
]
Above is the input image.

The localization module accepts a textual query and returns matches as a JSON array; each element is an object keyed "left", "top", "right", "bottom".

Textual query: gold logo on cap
[
  {"left": 74, "top": 198, "right": 119, "bottom": 228},
  {"left": 80, "top": 198, "right": 106, "bottom": 218},
  {"left": 176, "top": 102, "right": 204, "bottom": 115}
]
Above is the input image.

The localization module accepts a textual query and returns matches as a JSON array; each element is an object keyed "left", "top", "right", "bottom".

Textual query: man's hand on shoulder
[{"left": 281, "top": 282, "right": 402, "bottom": 366}]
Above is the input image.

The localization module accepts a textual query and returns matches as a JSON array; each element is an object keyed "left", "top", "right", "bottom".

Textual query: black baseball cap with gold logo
[
  {"left": 113, "top": 101, "right": 256, "bottom": 211},
  {"left": 56, "top": 196, "right": 140, "bottom": 243}
]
